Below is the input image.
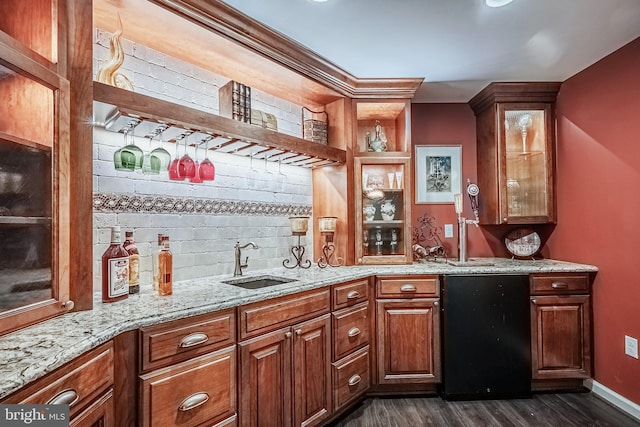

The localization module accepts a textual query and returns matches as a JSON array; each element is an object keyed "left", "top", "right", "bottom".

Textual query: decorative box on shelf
[
  {"left": 251, "top": 109, "right": 278, "bottom": 131},
  {"left": 302, "top": 107, "right": 328, "bottom": 145},
  {"left": 219, "top": 80, "right": 251, "bottom": 123}
]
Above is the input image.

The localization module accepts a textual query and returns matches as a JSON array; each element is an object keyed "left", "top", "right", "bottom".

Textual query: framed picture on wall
[{"left": 415, "top": 145, "right": 462, "bottom": 203}]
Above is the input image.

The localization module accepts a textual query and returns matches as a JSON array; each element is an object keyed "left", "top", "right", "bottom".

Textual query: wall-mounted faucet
[{"left": 234, "top": 241, "right": 258, "bottom": 276}]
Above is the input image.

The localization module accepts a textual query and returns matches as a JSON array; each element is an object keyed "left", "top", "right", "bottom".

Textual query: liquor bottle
[
  {"left": 123, "top": 231, "right": 140, "bottom": 294},
  {"left": 152, "top": 233, "right": 163, "bottom": 291},
  {"left": 102, "top": 226, "right": 129, "bottom": 303},
  {"left": 158, "top": 235, "right": 173, "bottom": 296}
]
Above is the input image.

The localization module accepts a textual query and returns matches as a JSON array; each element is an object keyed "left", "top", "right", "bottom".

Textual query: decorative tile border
[{"left": 93, "top": 193, "right": 312, "bottom": 216}]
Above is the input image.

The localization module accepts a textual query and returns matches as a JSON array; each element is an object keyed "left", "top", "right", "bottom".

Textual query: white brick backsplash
[{"left": 93, "top": 30, "right": 316, "bottom": 292}]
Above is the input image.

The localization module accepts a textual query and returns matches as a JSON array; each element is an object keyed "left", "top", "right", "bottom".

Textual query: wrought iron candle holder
[
  {"left": 317, "top": 216, "right": 343, "bottom": 268},
  {"left": 283, "top": 216, "right": 311, "bottom": 269}
]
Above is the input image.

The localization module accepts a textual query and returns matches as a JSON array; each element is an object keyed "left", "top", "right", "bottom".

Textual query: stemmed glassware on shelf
[
  {"left": 146, "top": 124, "right": 171, "bottom": 173},
  {"left": 178, "top": 132, "right": 196, "bottom": 179},
  {"left": 168, "top": 132, "right": 187, "bottom": 181},
  {"left": 198, "top": 136, "right": 215, "bottom": 182},
  {"left": 114, "top": 119, "right": 142, "bottom": 171},
  {"left": 190, "top": 138, "right": 204, "bottom": 184}
]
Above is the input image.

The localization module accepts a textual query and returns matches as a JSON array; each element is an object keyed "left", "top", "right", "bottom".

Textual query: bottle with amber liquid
[
  {"left": 123, "top": 231, "right": 140, "bottom": 294},
  {"left": 158, "top": 235, "right": 173, "bottom": 296},
  {"left": 102, "top": 226, "right": 129, "bottom": 303},
  {"left": 152, "top": 233, "right": 163, "bottom": 291}
]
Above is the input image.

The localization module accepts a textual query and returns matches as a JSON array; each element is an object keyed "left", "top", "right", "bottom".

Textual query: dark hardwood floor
[{"left": 329, "top": 393, "right": 640, "bottom": 427}]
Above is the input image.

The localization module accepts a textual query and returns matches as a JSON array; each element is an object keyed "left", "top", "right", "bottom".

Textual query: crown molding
[{"left": 150, "top": 0, "right": 423, "bottom": 99}]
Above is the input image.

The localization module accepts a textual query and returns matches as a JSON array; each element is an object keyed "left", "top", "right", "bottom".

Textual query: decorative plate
[{"left": 504, "top": 228, "right": 541, "bottom": 258}]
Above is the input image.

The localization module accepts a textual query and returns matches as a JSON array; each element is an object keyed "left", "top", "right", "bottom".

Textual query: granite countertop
[{"left": 0, "top": 257, "right": 597, "bottom": 399}]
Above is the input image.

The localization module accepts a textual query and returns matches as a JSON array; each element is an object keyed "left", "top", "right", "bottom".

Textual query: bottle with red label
[
  {"left": 102, "top": 226, "right": 129, "bottom": 303},
  {"left": 123, "top": 230, "right": 140, "bottom": 294}
]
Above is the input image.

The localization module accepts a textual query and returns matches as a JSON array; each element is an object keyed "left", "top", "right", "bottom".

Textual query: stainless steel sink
[{"left": 221, "top": 275, "right": 296, "bottom": 289}]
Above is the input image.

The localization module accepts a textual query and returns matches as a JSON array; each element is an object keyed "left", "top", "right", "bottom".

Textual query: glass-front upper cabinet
[
  {"left": 470, "top": 82, "right": 560, "bottom": 225},
  {"left": 355, "top": 157, "right": 411, "bottom": 264},
  {"left": 0, "top": 2, "right": 72, "bottom": 336}
]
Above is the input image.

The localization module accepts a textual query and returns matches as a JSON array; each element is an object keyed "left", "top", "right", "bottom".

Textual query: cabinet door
[
  {"left": 239, "top": 327, "right": 292, "bottom": 427},
  {"left": 531, "top": 295, "right": 591, "bottom": 379},
  {"left": 376, "top": 299, "right": 440, "bottom": 384},
  {"left": 498, "top": 103, "right": 555, "bottom": 224},
  {"left": 292, "top": 314, "right": 331, "bottom": 427},
  {"left": 355, "top": 157, "right": 412, "bottom": 265},
  {"left": 70, "top": 389, "right": 114, "bottom": 427},
  {"left": 0, "top": 34, "right": 71, "bottom": 335}
]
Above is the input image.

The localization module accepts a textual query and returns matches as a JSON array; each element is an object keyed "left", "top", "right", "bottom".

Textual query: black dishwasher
[{"left": 441, "top": 274, "right": 531, "bottom": 400}]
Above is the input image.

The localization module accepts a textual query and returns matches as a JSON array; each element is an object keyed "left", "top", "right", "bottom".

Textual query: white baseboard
[{"left": 584, "top": 379, "right": 640, "bottom": 422}]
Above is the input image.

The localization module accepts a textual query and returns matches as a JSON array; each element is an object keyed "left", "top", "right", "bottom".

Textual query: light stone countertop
[{"left": 0, "top": 257, "right": 597, "bottom": 400}]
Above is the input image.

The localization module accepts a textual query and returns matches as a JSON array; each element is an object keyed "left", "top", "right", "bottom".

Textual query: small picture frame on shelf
[{"left": 415, "top": 145, "right": 462, "bottom": 204}]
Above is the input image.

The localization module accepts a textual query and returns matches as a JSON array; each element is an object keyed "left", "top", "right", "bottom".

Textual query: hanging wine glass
[
  {"left": 199, "top": 136, "right": 215, "bottom": 181},
  {"left": 178, "top": 132, "right": 196, "bottom": 179},
  {"left": 118, "top": 119, "right": 144, "bottom": 170},
  {"left": 168, "top": 132, "right": 186, "bottom": 181},
  {"left": 114, "top": 125, "right": 134, "bottom": 171},
  {"left": 190, "top": 138, "right": 204, "bottom": 183},
  {"left": 148, "top": 124, "right": 171, "bottom": 172},
  {"left": 142, "top": 129, "right": 162, "bottom": 175}
]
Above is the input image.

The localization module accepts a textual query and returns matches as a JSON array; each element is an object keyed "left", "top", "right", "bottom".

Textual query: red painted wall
[
  {"left": 549, "top": 37, "right": 640, "bottom": 404},
  {"left": 411, "top": 37, "right": 640, "bottom": 405},
  {"left": 411, "top": 104, "right": 497, "bottom": 259}
]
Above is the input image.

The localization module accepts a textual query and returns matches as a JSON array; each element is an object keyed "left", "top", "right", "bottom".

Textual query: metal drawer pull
[
  {"left": 400, "top": 284, "right": 417, "bottom": 292},
  {"left": 348, "top": 375, "right": 361, "bottom": 386},
  {"left": 347, "top": 327, "right": 361, "bottom": 338},
  {"left": 179, "top": 332, "right": 209, "bottom": 348},
  {"left": 47, "top": 389, "right": 79, "bottom": 406},
  {"left": 295, "top": 329, "right": 303, "bottom": 336},
  {"left": 285, "top": 331, "right": 292, "bottom": 338},
  {"left": 347, "top": 290, "right": 360, "bottom": 299},
  {"left": 551, "top": 282, "right": 569, "bottom": 289},
  {"left": 178, "top": 392, "right": 210, "bottom": 412}
]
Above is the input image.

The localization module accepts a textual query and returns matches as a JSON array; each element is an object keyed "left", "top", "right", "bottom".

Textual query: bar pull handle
[
  {"left": 347, "top": 290, "right": 360, "bottom": 299},
  {"left": 178, "top": 392, "right": 209, "bottom": 411},
  {"left": 348, "top": 374, "right": 361, "bottom": 386},
  {"left": 400, "top": 284, "right": 417, "bottom": 292},
  {"left": 347, "top": 327, "right": 361, "bottom": 338},
  {"left": 179, "top": 332, "right": 209, "bottom": 348},
  {"left": 551, "top": 282, "right": 568, "bottom": 289},
  {"left": 47, "top": 389, "right": 79, "bottom": 406}
]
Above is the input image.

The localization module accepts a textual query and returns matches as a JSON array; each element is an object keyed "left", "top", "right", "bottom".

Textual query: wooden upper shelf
[{"left": 93, "top": 82, "right": 346, "bottom": 168}]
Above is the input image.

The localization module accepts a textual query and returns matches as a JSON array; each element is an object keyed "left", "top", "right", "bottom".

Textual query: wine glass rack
[{"left": 93, "top": 82, "right": 346, "bottom": 169}]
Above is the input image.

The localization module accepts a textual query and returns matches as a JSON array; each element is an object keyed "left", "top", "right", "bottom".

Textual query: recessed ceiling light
[{"left": 485, "top": 0, "right": 513, "bottom": 7}]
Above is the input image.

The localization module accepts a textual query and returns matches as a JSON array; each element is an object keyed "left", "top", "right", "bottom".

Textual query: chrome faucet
[
  {"left": 455, "top": 180, "right": 480, "bottom": 263},
  {"left": 234, "top": 241, "right": 258, "bottom": 276}
]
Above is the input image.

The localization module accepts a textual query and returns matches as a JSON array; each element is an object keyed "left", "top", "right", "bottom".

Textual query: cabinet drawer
[
  {"left": 332, "top": 303, "right": 369, "bottom": 361},
  {"left": 140, "top": 308, "right": 236, "bottom": 372},
  {"left": 530, "top": 274, "right": 590, "bottom": 295},
  {"left": 239, "top": 288, "right": 330, "bottom": 340},
  {"left": 332, "top": 278, "right": 369, "bottom": 310},
  {"left": 332, "top": 346, "right": 370, "bottom": 412},
  {"left": 139, "top": 345, "right": 236, "bottom": 427},
  {"left": 377, "top": 275, "right": 439, "bottom": 298},
  {"left": 3, "top": 342, "right": 114, "bottom": 419}
]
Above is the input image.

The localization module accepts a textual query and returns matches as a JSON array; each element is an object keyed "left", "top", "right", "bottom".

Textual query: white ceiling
[{"left": 221, "top": 0, "right": 640, "bottom": 103}]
